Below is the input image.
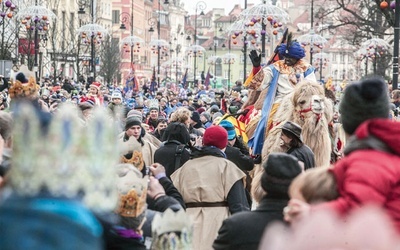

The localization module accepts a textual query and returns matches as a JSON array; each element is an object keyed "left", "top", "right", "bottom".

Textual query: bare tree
[
  {"left": 316, "top": 0, "right": 393, "bottom": 77},
  {"left": 98, "top": 35, "right": 121, "bottom": 86}
]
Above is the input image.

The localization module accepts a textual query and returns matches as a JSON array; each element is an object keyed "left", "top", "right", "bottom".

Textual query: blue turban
[{"left": 277, "top": 41, "right": 305, "bottom": 60}]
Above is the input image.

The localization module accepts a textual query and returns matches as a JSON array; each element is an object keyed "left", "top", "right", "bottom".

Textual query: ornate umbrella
[
  {"left": 121, "top": 35, "right": 144, "bottom": 46},
  {"left": 222, "top": 53, "right": 237, "bottom": 64},
  {"left": 297, "top": 29, "right": 327, "bottom": 64},
  {"left": 77, "top": 23, "right": 108, "bottom": 35},
  {"left": 186, "top": 44, "right": 205, "bottom": 56},
  {"left": 297, "top": 29, "right": 327, "bottom": 47},
  {"left": 361, "top": 38, "right": 391, "bottom": 56},
  {"left": 239, "top": 2, "right": 290, "bottom": 25},
  {"left": 16, "top": 5, "right": 56, "bottom": 21}
]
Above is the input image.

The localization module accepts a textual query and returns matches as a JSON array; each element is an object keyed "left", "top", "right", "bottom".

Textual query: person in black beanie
[
  {"left": 285, "top": 77, "right": 400, "bottom": 234},
  {"left": 213, "top": 153, "right": 302, "bottom": 250}
]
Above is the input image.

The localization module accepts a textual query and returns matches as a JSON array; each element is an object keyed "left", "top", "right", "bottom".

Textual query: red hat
[
  {"left": 203, "top": 125, "right": 228, "bottom": 150},
  {"left": 90, "top": 82, "right": 101, "bottom": 91}
]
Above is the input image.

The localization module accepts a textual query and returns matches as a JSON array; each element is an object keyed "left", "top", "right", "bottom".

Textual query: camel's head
[{"left": 292, "top": 80, "right": 326, "bottom": 121}]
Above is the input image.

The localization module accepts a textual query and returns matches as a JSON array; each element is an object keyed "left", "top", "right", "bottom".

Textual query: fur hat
[
  {"left": 261, "top": 153, "right": 302, "bottom": 199},
  {"left": 219, "top": 120, "right": 236, "bottom": 140},
  {"left": 203, "top": 125, "right": 228, "bottom": 150},
  {"left": 281, "top": 121, "right": 303, "bottom": 143},
  {"left": 339, "top": 78, "right": 390, "bottom": 135},
  {"left": 125, "top": 116, "right": 142, "bottom": 131}
]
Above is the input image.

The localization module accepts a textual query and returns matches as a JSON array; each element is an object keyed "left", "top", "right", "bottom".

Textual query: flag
[
  {"left": 203, "top": 67, "right": 211, "bottom": 87},
  {"left": 131, "top": 63, "right": 139, "bottom": 92},
  {"left": 150, "top": 67, "right": 157, "bottom": 93},
  {"left": 182, "top": 68, "right": 188, "bottom": 87}
]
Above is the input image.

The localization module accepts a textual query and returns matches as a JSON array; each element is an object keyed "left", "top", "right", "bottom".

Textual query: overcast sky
[{"left": 182, "top": 0, "right": 260, "bottom": 14}]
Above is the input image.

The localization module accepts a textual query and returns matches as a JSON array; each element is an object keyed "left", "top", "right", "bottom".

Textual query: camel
[{"left": 250, "top": 80, "right": 333, "bottom": 202}]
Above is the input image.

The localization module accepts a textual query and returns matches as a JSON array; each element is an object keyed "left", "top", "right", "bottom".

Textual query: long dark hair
[{"left": 282, "top": 130, "right": 303, "bottom": 148}]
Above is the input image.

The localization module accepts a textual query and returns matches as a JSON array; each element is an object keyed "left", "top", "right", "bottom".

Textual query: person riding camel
[{"left": 244, "top": 33, "right": 316, "bottom": 157}]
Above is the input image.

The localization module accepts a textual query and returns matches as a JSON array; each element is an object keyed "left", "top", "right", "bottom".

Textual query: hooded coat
[{"left": 317, "top": 119, "right": 400, "bottom": 233}]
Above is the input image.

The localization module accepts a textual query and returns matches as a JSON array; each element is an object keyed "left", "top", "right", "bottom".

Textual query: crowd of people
[{"left": 0, "top": 33, "right": 400, "bottom": 250}]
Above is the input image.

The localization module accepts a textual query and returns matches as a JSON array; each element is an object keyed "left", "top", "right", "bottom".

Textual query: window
[{"left": 112, "top": 10, "right": 120, "bottom": 24}]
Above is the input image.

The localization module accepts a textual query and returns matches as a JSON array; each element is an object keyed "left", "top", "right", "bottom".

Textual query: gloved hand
[{"left": 249, "top": 50, "right": 261, "bottom": 68}]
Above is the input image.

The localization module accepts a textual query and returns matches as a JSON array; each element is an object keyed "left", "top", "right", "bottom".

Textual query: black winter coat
[
  {"left": 213, "top": 197, "right": 288, "bottom": 250},
  {"left": 224, "top": 145, "right": 254, "bottom": 172},
  {"left": 154, "top": 141, "right": 190, "bottom": 179},
  {"left": 287, "top": 144, "right": 316, "bottom": 170}
]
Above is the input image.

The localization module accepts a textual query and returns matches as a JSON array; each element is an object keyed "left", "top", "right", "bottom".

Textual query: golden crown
[
  {"left": 115, "top": 165, "right": 148, "bottom": 217},
  {"left": 151, "top": 209, "right": 193, "bottom": 250},
  {"left": 8, "top": 65, "right": 39, "bottom": 99},
  {"left": 119, "top": 136, "right": 145, "bottom": 171},
  {"left": 9, "top": 103, "right": 119, "bottom": 212}
]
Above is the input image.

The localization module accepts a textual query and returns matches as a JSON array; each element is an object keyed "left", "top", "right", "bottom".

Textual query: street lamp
[
  {"left": 192, "top": 1, "right": 206, "bottom": 86},
  {"left": 16, "top": 3, "right": 56, "bottom": 81},
  {"left": 238, "top": 0, "right": 289, "bottom": 63},
  {"left": 119, "top": 0, "right": 138, "bottom": 67},
  {"left": 77, "top": 0, "right": 107, "bottom": 82},
  {"left": 148, "top": 0, "right": 169, "bottom": 88}
]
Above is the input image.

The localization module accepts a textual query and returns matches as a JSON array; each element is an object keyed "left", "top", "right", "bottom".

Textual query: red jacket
[{"left": 319, "top": 119, "right": 400, "bottom": 233}]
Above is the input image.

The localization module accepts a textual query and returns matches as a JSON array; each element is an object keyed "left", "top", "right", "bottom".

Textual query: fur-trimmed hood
[{"left": 345, "top": 119, "right": 400, "bottom": 156}]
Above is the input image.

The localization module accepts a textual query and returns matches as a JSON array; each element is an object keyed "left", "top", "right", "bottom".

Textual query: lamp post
[
  {"left": 212, "top": 22, "right": 222, "bottom": 88},
  {"left": 77, "top": 0, "right": 107, "bottom": 82},
  {"left": 193, "top": 1, "right": 206, "bottom": 86},
  {"left": 119, "top": 0, "right": 134, "bottom": 66},
  {"left": 16, "top": 3, "right": 56, "bottom": 81}
]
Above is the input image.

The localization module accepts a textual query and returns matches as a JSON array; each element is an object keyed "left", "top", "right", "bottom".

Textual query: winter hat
[
  {"left": 212, "top": 112, "right": 223, "bottom": 121},
  {"left": 203, "top": 125, "right": 228, "bottom": 150},
  {"left": 125, "top": 116, "right": 142, "bottom": 131},
  {"left": 197, "top": 107, "right": 206, "bottom": 114},
  {"left": 281, "top": 121, "right": 303, "bottom": 143},
  {"left": 210, "top": 105, "right": 219, "bottom": 114},
  {"left": 127, "top": 109, "right": 143, "bottom": 122},
  {"left": 200, "top": 112, "right": 211, "bottom": 122},
  {"left": 339, "top": 78, "right": 390, "bottom": 135},
  {"left": 261, "top": 153, "right": 302, "bottom": 199},
  {"left": 90, "top": 82, "right": 101, "bottom": 91},
  {"left": 111, "top": 91, "right": 123, "bottom": 100},
  {"left": 219, "top": 120, "right": 236, "bottom": 140},
  {"left": 277, "top": 41, "right": 306, "bottom": 59},
  {"left": 191, "top": 111, "right": 202, "bottom": 129}
]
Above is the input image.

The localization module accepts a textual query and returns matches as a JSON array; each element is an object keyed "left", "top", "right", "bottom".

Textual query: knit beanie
[
  {"left": 203, "top": 125, "right": 228, "bottom": 150},
  {"left": 261, "top": 153, "right": 302, "bottom": 199},
  {"left": 339, "top": 78, "right": 390, "bottom": 135},
  {"left": 200, "top": 112, "right": 211, "bottom": 122},
  {"left": 127, "top": 109, "right": 143, "bottom": 122},
  {"left": 219, "top": 120, "right": 236, "bottom": 140},
  {"left": 125, "top": 116, "right": 142, "bottom": 131}
]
